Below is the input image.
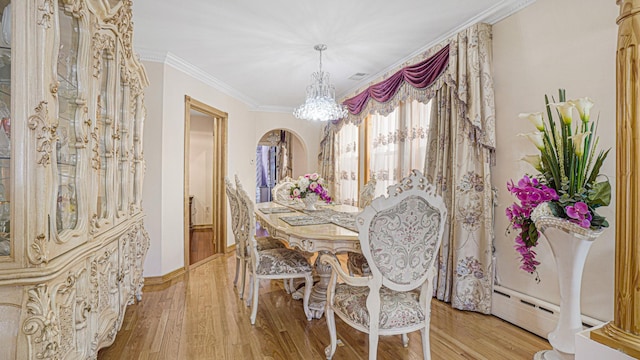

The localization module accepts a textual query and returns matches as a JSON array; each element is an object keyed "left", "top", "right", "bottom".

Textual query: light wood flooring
[
  {"left": 98, "top": 253, "right": 551, "bottom": 359},
  {"left": 189, "top": 228, "right": 216, "bottom": 265}
]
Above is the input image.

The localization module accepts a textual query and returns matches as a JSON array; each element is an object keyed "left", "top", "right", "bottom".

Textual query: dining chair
[
  {"left": 347, "top": 177, "right": 377, "bottom": 276},
  {"left": 271, "top": 176, "right": 296, "bottom": 204},
  {"left": 225, "top": 176, "right": 284, "bottom": 300},
  {"left": 321, "top": 170, "right": 447, "bottom": 360},
  {"left": 235, "top": 181, "right": 314, "bottom": 325}
]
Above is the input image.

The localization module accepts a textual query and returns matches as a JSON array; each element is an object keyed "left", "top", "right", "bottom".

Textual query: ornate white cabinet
[{"left": 0, "top": 0, "right": 150, "bottom": 358}]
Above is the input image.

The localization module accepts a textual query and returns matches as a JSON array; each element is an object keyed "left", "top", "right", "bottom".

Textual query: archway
[{"left": 255, "top": 129, "right": 306, "bottom": 203}]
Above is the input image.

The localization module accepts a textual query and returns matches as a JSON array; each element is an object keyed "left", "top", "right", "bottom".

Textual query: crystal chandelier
[{"left": 293, "top": 44, "right": 348, "bottom": 122}]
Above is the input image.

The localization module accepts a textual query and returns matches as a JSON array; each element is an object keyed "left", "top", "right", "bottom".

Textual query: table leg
[
  {"left": 307, "top": 250, "right": 333, "bottom": 319},
  {"left": 289, "top": 250, "right": 334, "bottom": 319}
]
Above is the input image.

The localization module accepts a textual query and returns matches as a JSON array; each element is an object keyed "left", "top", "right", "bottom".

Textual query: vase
[
  {"left": 302, "top": 193, "right": 318, "bottom": 211},
  {"left": 531, "top": 203, "right": 603, "bottom": 360}
]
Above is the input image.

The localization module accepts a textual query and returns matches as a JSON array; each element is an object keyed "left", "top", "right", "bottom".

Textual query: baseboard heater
[{"left": 491, "top": 285, "right": 603, "bottom": 338}]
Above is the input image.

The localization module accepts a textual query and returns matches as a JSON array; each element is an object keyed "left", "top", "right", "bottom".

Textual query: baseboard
[
  {"left": 143, "top": 267, "right": 186, "bottom": 291},
  {"left": 576, "top": 324, "right": 636, "bottom": 360},
  {"left": 226, "top": 244, "right": 236, "bottom": 254},
  {"left": 491, "top": 285, "right": 602, "bottom": 338}
]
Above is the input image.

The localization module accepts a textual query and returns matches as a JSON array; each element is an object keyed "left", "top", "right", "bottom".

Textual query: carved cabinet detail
[{"left": 0, "top": 0, "right": 149, "bottom": 358}]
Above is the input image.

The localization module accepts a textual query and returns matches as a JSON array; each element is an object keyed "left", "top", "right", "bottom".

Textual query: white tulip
[
  {"left": 518, "top": 132, "right": 545, "bottom": 151},
  {"left": 519, "top": 112, "right": 545, "bottom": 131},
  {"left": 568, "top": 97, "right": 594, "bottom": 123},
  {"left": 521, "top": 154, "right": 543, "bottom": 172},
  {"left": 550, "top": 102, "right": 575, "bottom": 125},
  {"left": 570, "top": 131, "right": 591, "bottom": 157}
]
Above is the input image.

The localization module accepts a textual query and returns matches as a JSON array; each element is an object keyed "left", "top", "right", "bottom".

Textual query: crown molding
[
  {"left": 482, "top": 0, "right": 537, "bottom": 24},
  {"left": 137, "top": 48, "right": 260, "bottom": 109},
  {"left": 250, "top": 105, "right": 294, "bottom": 114},
  {"left": 337, "top": 0, "right": 537, "bottom": 101}
]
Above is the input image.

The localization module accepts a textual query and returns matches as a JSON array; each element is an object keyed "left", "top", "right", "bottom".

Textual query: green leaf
[
  {"left": 548, "top": 201, "right": 565, "bottom": 217},
  {"left": 587, "top": 181, "right": 611, "bottom": 207},
  {"left": 586, "top": 148, "right": 610, "bottom": 185},
  {"left": 527, "top": 223, "right": 539, "bottom": 247},
  {"left": 590, "top": 212, "right": 609, "bottom": 229}
]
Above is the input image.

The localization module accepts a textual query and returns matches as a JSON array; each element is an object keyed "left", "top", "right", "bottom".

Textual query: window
[
  {"left": 332, "top": 99, "right": 431, "bottom": 202},
  {"left": 334, "top": 123, "right": 359, "bottom": 205},
  {"left": 367, "top": 100, "right": 431, "bottom": 196}
]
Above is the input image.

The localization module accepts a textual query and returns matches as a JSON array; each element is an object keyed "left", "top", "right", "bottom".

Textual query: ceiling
[{"left": 131, "top": 0, "right": 533, "bottom": 113}]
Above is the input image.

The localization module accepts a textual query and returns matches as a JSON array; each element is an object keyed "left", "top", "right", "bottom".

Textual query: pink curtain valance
[{"left": 342, "top": 44, "right": 449, "bottom": 116}]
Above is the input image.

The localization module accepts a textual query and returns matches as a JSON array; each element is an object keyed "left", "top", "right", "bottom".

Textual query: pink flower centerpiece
[{"left": 290, "top": 172, "right": 332, "bottom": 203}]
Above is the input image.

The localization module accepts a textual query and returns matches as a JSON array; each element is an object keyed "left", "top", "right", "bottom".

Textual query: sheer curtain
[
  {"left": 368, "top": 99, "right": 431, "bottom": 197},
  {"left": 334, "top": 123, "right": 359, "bottom": 205}
]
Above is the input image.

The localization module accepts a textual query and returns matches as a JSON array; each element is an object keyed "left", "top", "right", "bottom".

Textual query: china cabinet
[{"left": 0, "top": 0, "right": 150, "bottom": 358}]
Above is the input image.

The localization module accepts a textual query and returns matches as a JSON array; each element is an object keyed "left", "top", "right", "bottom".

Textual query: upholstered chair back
[
  {"left": 271, "top": 176, "right": 295, "bottom": 204},
  {"left": 224, "top": 177, "right": 241, "bottom": 240},
  {"left": 235, "top": 181, "right": 260, "bottom": 269},
  {"left": 356, "top": 170, "right": 447, "bottom": 292}
]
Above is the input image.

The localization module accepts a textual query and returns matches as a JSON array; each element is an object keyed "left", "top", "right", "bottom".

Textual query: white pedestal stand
[{"left": 532, "top": 204, "right": 602, "bottom": 360}]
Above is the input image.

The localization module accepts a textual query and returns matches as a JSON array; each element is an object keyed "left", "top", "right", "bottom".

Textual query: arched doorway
[{"left": 255, "top": 129, "right": 306, "bottom": 203}]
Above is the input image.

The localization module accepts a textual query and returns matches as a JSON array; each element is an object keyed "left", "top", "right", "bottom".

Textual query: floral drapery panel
[
  {"left": 278, "top": 131, "right": 293, "bottom": 181},
  {"left": 323, "top": 22, "right": 496, "bottom": 314},
  {"left": 318, "top": 124, "right": 338, "bottom": 197},
  {"left": 334, "top": 123, "right": 359, "bottom": 205},
  {"left": 368, "top": 100, "right": 431, "bottom": 196},
  {"left": 424, "top": 23, "right": 495, "bottom": 314}
]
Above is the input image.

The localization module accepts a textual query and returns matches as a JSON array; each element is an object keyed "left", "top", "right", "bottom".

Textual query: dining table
[{"left": 254, "top": 200, "right": 361, "bottom": 319}]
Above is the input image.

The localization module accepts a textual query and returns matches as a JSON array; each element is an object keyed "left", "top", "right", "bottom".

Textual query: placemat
[
  {"left": 259, "top": 207, "right": 296, "bottom": 214},
  {"left": 301, "top": 209, "right": 358, "bottom": 232},
  {"left": 280, "top": 215, "right": 331, "bottom": 227}
]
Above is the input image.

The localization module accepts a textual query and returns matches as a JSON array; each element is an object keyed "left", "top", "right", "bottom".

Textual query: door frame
[{"left": 183, "top": 95, "right": 227, "bottom": 269}]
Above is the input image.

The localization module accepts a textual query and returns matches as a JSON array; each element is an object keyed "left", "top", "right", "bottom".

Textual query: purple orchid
[
  {"left": 565, "top": 202, "right": 592, "bottom": 228},
  {"left": 506, "top": 175, "right": 558, "bottom": 274}
]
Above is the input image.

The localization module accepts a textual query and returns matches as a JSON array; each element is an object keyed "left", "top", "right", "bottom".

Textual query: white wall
[
  {"left": 291, "top": 134, "right": 307, "bottom": 178},
  {"left": 189, "top": 114, "right": 214, "bottom": 226},
  {"left": 141, "top": 61, "right": 323, "bottom": 277},
  {"left": 492, "top": 0, "right": 618, "bottom": 321}
]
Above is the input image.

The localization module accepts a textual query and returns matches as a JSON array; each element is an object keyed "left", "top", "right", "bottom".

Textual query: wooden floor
[
  {"left": 98, "top": 253, "right": 551, "bottom": 360},
  {"left": 189, "top": 228, "right": 215, "bottom": 265}
]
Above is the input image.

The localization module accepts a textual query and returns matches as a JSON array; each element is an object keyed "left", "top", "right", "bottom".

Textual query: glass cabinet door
[
  {"left": 0, "top": 2, "right": 10, "bottom": 256},
  {"left": 96, "top": 50, "right": 109, "bottom": 220},
  {"left": 132, "top": 95, "right": 143, "bottom": 208},
  {"left": 117, "top": 82, "right": 127, "bottom": 213},
  {"left": 55, "top": 9, "right": 80, "bottom": 233}
]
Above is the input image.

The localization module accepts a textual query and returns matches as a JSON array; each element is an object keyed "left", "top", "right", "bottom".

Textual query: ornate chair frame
[
  {"left": 236, "top": 180, "right": 314, "bottom": 325},
  {"left": 321, "top": 170, "right": 447, "bottom": 360}
]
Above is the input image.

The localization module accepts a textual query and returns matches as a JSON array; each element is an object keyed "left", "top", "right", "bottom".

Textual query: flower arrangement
[
  {"left": 506, "top": 89, "right": 611, "bottom": 274},
  {"left": 290, "top": 172, "right": 332, "bottom": 203}
]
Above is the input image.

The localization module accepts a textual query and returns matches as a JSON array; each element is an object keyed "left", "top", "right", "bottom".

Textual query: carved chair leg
[
  {"left": 368, "top": 332, "right": 379, "bottom": 360},
  {"left": 250, "top": 276, "right": 260, "bottom": 325},
  {"left": 401, "top": 333, "right": 409, "bottom": 347},
  {"left": 324, "top": 300, "right": 338, "bottom": 359},
  {"left": 421, "top": 328, "right": 431, "bottom": 360},
  {"left": 245, "top": 272, "right": 253, "bottom": 307},
  {"left": 283, "top": 278, "right": 293, "bottom": 294},
  {"left": 233, "top": 256, "right": 240, "bottom": 286},
  {"left": 239, "top": 257, "right": 247, "bottom": 299}
]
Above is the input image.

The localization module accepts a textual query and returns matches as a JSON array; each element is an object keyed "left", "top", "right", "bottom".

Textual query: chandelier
[{"left": 293, "top": 44, "right": 348, "bottom": 122}]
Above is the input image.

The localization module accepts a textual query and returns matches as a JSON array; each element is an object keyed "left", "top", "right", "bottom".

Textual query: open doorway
[
  {"left": 184, "top": 96, "right": 227, "bottom": 268},
  {"left": 255, "top": 129, "right": 306, "bottom": 203}
]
